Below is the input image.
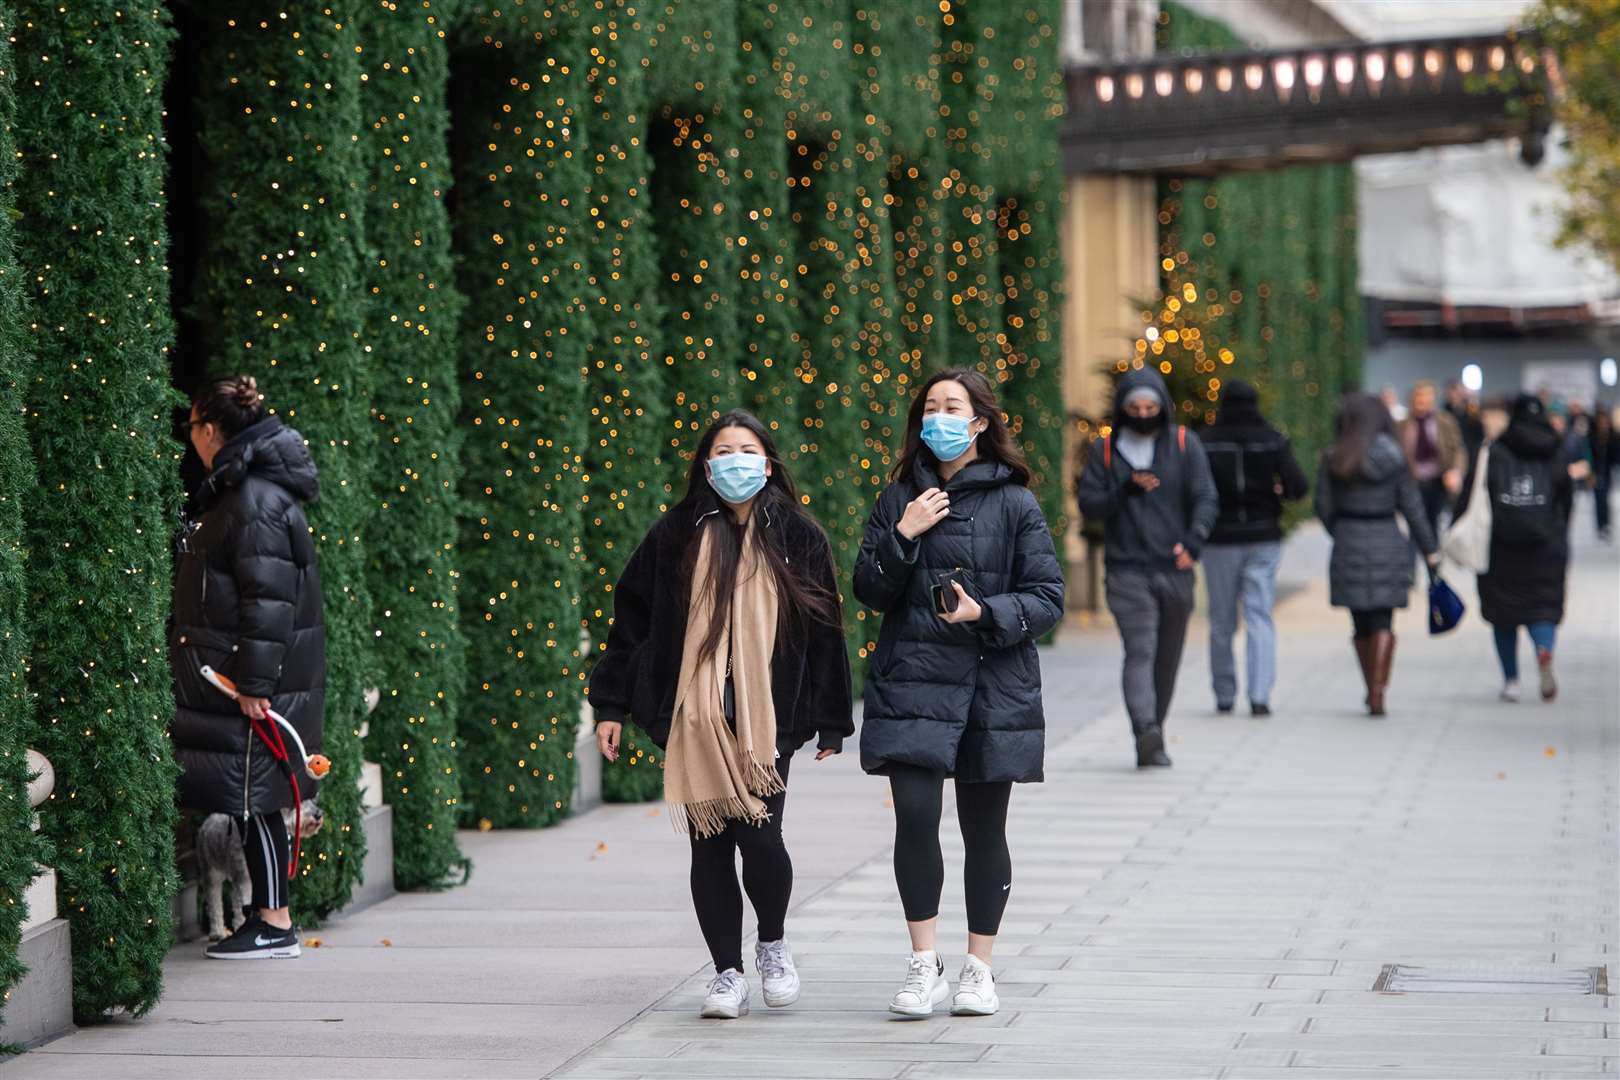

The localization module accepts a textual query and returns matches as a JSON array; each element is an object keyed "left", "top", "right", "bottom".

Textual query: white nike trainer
[
  {"left": 889, "top": 950, "right": 950, "bottom": 1018},
  {"left": 701, "top": 968, "right": 749, "bottom": 1019},
  {"left": 756, "top": 939, "right": 801, "bottom": 1007}
]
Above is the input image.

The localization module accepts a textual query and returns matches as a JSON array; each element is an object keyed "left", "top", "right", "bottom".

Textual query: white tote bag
[{"left": 1442, "top": 446, "right": 1492, "bottom": 573}]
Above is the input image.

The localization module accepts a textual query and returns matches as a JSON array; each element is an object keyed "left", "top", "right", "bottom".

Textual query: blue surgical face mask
[
  {"left": 920, "top": 413, "right": 977, "bottom": 463},
  {"left": 707, "top": 452, "right": 769, "bottom": 504}
]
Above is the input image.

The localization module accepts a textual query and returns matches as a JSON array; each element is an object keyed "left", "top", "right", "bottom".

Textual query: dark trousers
[
  {"left": 689, "top": 755, "right": 792, "bottom": 974},
  {"left": 243, "top": 811, "right": 289, "bottom": 911},
  {"left": 888, "top": 764, "right": 1014, "bottom": 937},
  {"left": 1106, "top": 567, "right": 1196, "bottom": 733},
  {"left": 1417, "top": 477, "right": 1451, "bottom": 541},
  {"left": 1596, "top": 481, "right": 1611, "bottom": 534}
]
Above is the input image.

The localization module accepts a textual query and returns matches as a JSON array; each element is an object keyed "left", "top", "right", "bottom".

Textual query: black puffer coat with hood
[
  {"left": 171, "top": 417, "right": 326, "bottom": 814},
  {"left": 855, "top": 459, "right": 1065, "bottom": 784},
  {"left": 1314, "top": 432, "right": 1437, "bottom": 611}
]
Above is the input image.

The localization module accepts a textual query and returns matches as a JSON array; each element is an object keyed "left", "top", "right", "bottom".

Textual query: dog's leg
[
  {"left": 229, "top": 855, "right": 251, "bottom": 930},
  {"left": 205, "top": 869, "right": 227, "bottom": 941}
]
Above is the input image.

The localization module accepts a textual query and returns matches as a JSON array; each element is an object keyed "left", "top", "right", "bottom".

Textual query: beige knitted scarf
[{"left": 665, "top": 516, "right": 782, "bottom": 839}]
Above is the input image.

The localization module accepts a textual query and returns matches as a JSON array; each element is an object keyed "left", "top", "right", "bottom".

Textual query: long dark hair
[
  {"left": 193, "top": 374, "right": 266, "bottom": 438},
  {"left": 679, "top": 410, "right": 842, "bottom": 664},
  {"left": 891, "top": 367, "right": 1031, "bottom": 486},
  {"left": 1326, "top": 392, "right": 1395, "bottom": 481}
]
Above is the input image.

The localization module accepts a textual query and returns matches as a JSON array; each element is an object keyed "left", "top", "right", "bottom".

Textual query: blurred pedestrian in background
[
  {"left": 857, "top": 367, "right": 1064, "bottom": 1019},
  {"left": 172, "top": 375, "right": 324, "bottom": 960},
  {"left": 1379, "top": 385, "right": 1408, "bottom": 423},
  {"left": 1454, "top": 394, "right": 1581, "bottom": 703},
  {"left": 589, "top": 410, "right": 852, "bottom": 1020},
  {"left": 1445, "top": 377, "right": 1486, "bottom": 462},
  {"left": 1589, "top": 407, "right": 1615, "bottom": 541},
  {"left": 1199, "top": 380, "right": 1309, "bottom": 718},
  {"left": 1398, "top": 379, "right": 1467, "bottom": 540},
  {"left": 1077, "top": 368, "right": 1218, "bottom": 767},
  {"left": 1315, "top": 393, "right": 1440, "bottom": 717}
]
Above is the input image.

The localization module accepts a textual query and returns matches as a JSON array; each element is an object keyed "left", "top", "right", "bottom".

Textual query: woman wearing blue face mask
[
  {"left": 588, "top": 410, "right": 852, "bottom": 1020},
  {"left": 854, "top": 368, "right": 1065, "bottom": 1019}
]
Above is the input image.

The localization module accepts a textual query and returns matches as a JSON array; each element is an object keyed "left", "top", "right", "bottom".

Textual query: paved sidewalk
[{"left": 10, "top": 524, "right": 1618, "bottom": 1078}]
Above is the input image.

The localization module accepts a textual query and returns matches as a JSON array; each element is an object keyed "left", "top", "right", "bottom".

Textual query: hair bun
[{"left": 231, "top": 375, "right": 261, "bottom": 409}]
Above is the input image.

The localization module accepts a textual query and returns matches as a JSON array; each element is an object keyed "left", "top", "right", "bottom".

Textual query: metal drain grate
[{"left": 1373, "top": 963, "right": 1610, "bottom": 995}]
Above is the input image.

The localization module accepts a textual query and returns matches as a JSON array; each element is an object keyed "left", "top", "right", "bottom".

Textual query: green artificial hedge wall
[
  {"left": 356, "top": 0, "right": 472, "bottom": 889},
  {"left": 1149, "top": 3, "right": 1363, "bottom": 478},
  {"left": 12, "top": 1, "right": 182, "bottom": 1019},
  {"left": 191, "top": 3, "right": 374, "bottom": 921},
  {"left": 0, "top": 0, "right": 48, "bottom": 1028}
]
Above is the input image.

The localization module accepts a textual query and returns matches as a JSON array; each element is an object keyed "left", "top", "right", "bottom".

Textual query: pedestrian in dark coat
[
  {"left": 172, "top": 375, "right": 324, "bottom": 959},
  {"left": 1588, "top": 407, "right": 1615, "bottom": 541},
  {"left": 588, "top": 410, "right": 851, "bottom": 1020},
  {"left": 1076, "top": 366, "right": 1218, "bottom": 768},
  {"left": 1454, "top": 393, "right": 1577, "bottom": 703},
  {"left": 1314, "top": 392, "right": 1439, "bottom": 717},
  {"left": 1199, "top": 380, "right": 1309, "bottom": 716},
  {"left": 855, "top": 366, "right": 1063, "bottom": 1020}
]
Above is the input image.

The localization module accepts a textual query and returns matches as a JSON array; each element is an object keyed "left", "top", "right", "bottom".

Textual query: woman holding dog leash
[
  {"left": 588, "top": 410, "right": 853, "bottom": 1019},
  {"left": 171, "top": 375, "right": 325, "bottom": 959},
  {"left": 855, "top": 368, "right": 1065, "bottom": 1019}
]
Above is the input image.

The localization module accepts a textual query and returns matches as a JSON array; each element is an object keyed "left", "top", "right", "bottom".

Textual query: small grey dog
[{"left": 197, "top": 801, "right": 324, "bottom": 941}]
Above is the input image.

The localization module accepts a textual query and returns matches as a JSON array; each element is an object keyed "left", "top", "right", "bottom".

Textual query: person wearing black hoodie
[
  {"left": 1454, "top": 394, "right": 1578, "bottom": 703},
  {"left": 1199, "top": 381, "right": 1309, "bottom": 717},
  {"left": 172, "top": 375, "right": 324, "bottom": 960},
  {"left": 1077, "top": 367, "right": 1219, "bottom": 767}
]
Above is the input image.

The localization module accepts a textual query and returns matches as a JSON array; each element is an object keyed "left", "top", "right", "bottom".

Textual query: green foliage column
[
  {"left": 0, "top": 0, "right": 49, "bottom": 1024},
  {"left": 585, "top": 3, "right": 666, "bottom": 803},
  {"left": 451, "top": 10, "right": 594, "bottom": 828},
  {"left": 356, "top": 0, "right": 471, "bottom": 888},
  {"left": 12, "top": 0, "right": 180, "bottom": 1018},
  {"left": 192, "top": 3, "right": 373, "bottom": 920}
]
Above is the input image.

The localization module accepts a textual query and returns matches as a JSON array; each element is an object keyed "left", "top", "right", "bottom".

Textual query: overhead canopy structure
[{"left": 1064, "top": 31, "right": 1552, "bottom": 175}]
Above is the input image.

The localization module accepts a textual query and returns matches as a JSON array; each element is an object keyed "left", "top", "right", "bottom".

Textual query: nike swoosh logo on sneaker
[
  {"left": 254, "top": 935, "right": 281, "bottom": 947},
  {"left": 1002, "top": 883, "right": 1012, "bottom": 891}
]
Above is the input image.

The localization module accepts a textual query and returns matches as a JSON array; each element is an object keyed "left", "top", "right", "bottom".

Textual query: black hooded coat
[
  {"left": 170, "top": 417, "right": 326, "bottom": 815},
  {"left": 1456, "top": 396, "right": 1573, "bottom": 626},
  {"left": 1076, "top": 367, "right": 1219, "bottom": 569},
  {"left": 854, "top": 458, "right": 1065, "bottom": 784},
  {"left": 1200, "top": 380, "right": 1310, "bottom": 545}
]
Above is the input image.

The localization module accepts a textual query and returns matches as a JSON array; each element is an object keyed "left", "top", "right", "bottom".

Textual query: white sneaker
[
  {"left": 700, "top": 968, "right": 749, "bottom": 1019},
  {"left": 755, "top": 939, "right": 801, "bottom": 1007},
  {"left": 889, "top": 950, "right": 949, "bottom": 1018},
  {"left": 1500, "top": 680, "right": 1521, "bottom": 703},
  {"left": 951, "top": 954, "right": 999, "bottom": 1016}
]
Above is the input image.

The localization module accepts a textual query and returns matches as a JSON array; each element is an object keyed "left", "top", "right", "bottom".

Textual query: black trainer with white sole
[{"left": 205, "top": 915, "right": 301, "bottom": 959}]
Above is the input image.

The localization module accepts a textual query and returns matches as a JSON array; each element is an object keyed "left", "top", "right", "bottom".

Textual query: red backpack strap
[
  {"left": 1102, "top": 432, "right": 1112, "bottom": 469},
  {"left": 1177, "top": 424, "right": 1187, "bottom": 453}
]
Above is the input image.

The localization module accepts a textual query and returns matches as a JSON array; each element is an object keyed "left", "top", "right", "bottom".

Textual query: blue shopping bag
[{"left": 1428, "top": 568, "right": 1466, "bottom": 636}]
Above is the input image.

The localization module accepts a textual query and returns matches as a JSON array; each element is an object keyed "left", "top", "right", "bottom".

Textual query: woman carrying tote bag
[{"left": 855, "top": 367, "right": 1065, "bottom": 1019}]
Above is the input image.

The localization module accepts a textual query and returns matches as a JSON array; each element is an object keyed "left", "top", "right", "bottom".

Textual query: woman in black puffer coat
[
  {"left": 855, "top": 367, "right": 1064, "bottom": 1020},
  {"left": 172, "top": 375, "right": 324, "bottom": 959},
  {"left": 1314, "top": 392, "right": 1439, "bottom": 718}
]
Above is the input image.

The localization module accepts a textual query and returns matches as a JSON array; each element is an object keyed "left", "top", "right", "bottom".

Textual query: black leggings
[
  {"left": 1350, "top": 608, "right": 1393, "bottom": 637},
  {"left": 889, "top": 764, "right": 1013, "bottom": 937},
  {"left": 689, "top": 756, "right": 792, "bottom": 974},
  {"left": 243, "top": 811, "right": 290, "bottom": 911}
]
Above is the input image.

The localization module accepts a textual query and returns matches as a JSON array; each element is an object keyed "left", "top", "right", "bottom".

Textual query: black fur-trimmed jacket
[
  {"left": 586, "top": 489, "right": 854, "bottom": 757},
  {"left": 170, "top": 417, "right": 326, "bottom": 815}
]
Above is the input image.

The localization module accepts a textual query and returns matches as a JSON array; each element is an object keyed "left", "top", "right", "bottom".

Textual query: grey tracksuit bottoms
[{"left": 1105, "top": 567, "right": 1196, "bottom": 734}]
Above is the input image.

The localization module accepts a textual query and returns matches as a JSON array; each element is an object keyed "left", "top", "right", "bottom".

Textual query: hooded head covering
[
  {"left": 1503, "top": 393, "right": 1560, "bottom": 460},
  {"left": 1215, "top": 379, "right": 1262, "bottom": 426},
  {"left": 1112, "top": 367, "right": 1173, "bottom": 425}
]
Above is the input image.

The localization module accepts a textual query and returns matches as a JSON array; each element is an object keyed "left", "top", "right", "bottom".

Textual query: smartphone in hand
[{"left": 930, "top": 568, "right": 971, "bottom": 616}]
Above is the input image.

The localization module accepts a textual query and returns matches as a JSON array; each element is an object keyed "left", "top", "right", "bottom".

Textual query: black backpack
[{"left": 1491, "top": 449, "right": 1560, "bottom": 546}]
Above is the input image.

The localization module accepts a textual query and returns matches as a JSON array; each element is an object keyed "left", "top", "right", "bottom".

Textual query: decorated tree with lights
[
  {"left": 192, "top": 3, "right": 374, "bottom": 920},
  {"left": 0, "top": 0, "right": 49, "bottom": 1023},
  {"left": 13, "top": 0, "right": 181, "bottom": 1018},
  {"left": 1534, "top": 0, "right": 1620, "bottom": 274},
  {"left": 357, "top": 0, "right": 472, "bottom": 889},
  {"left": 451, "top": 6, "right": 595, "bottom": 829}
]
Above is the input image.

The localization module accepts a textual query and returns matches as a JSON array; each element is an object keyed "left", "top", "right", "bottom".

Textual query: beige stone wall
[{"left": 1060, "top": 173, "right": 1160, "bottom": 607}]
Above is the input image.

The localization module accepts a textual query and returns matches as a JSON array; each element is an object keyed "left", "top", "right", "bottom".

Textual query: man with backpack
[
  {"left": 1198, "top": 381, "right": 1310, "bottom": 717},
  {"left": 1454, "top": 394, "right": 1583, "bottom": 702},
  {"left": 1078, "top": 368, "right": 1219, "bottom": 768}
]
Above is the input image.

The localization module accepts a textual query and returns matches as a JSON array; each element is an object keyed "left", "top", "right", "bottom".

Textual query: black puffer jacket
[
  {"left": 855, "top": 459, "right": 1065, "bottom": 783},
  {"left": 1456, "top": 399, "right": 1572, "bottom": 626},
  {"left": 1201, "top": 381, "right": 1309, "bottom": 546},
  {"left": 171, "top": 417, "right": 326, "bottom": 815},
  {"left": 586, "top": 489, "right": 854, "bottom": 757},
  {"left": 1314, "top": 432, "right": 1437, "bottom": 611}
]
